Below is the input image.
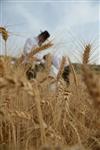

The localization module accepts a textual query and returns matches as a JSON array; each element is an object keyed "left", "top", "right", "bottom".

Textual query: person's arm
[{"left": 23, "top": 38, "right": 38, "bottom": 63}]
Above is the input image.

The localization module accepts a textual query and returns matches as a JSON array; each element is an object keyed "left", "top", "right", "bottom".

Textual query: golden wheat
[
  {"left": 82, "top": 65, "right": 100, "bottom": 108},
  {"left": 83, "top": 44, "right": 91, "bottom": 64},
  {"left": 0, "top": 38, "right": 100, "bottom": 150},
  {"left": 31, "top": 42, "right": 53, "bottom": 55},
  {"left": 57, "top": 56, "right": 66, "bottom": 81},
  {"left": 0, "top": 27, "right": 9, "bottom": 42}
]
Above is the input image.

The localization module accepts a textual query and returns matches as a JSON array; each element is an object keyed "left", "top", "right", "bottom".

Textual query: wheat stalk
[
  {"left": 0, "top": 27, "right": 9, "bottom": 56},
  {"left": 57, "top": 56, "right": 66, "bottom": 81},
  {"left": 45, "top": 53, "right": 52, "bottom": 74},
  {"left": 83, "top": 44, "right": 91, "bottom": 64},
  {"left": 68, "top": 58, "right": 78, "bottom": 87},
  {"left": 0, "top": 27, "right": 9, "bottom": 42},
  {"left": 33, "top": 79, "right": 46, "bottom": 145}
]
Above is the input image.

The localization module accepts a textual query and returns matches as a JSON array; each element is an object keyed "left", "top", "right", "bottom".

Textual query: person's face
[{"left": 38, "top": 35, "right": 46, "bottom": 46}]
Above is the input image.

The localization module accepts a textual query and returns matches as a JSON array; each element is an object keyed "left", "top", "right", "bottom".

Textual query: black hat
[{"left": 39, "top": 30, "right": 50, "bottom": 40}]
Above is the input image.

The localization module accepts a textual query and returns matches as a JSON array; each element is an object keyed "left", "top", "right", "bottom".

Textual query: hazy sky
[{"left": 0, "top": 0, "right": 100, "bottom": 64}]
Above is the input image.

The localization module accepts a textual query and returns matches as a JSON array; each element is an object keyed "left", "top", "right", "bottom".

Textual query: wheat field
[{"left": 0, "top": 42, "right": 100, "bottom": 150}]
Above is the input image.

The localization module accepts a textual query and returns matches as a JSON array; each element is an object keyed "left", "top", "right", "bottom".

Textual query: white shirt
[
  {"left": 49, "top": 50, "right": 69, "bottom": 77},
  {"left": 23, "top": 37, "right": 50, "bottom": 62},
  {"left": 52, "top": 50, "right": 69, "bottom": 69},
  {"left": 23, "top": 37, "right": 69, "bottom": 77},
  {"left": 23, "top": 37, "right": 38, "bottom": 54}
]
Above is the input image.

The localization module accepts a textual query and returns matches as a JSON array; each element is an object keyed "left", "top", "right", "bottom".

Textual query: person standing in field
[
  {"left": 23, "top": 30, "right": 50, "bottom": 79},
  {"left": 23, "top": 30, "right": 70, "bottom": 85}
]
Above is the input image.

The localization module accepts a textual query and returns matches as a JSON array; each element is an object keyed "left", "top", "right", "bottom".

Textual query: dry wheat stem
[
  {"left": 33, "top": 80, "right": 46, "bottom": 145},
  {"left": 57, "top": 56, "right": 66, "bottom": 81},
  {"left": 68, "top": 58, "right": 78, "bottom": 87}
]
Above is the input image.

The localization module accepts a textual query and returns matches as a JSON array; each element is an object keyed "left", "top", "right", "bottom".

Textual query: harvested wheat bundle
[
  {"left": 82, "top": 65, "right": 100, "bottom": 109},
  {"left": 17, "top": 41, "right": 53, "bottom": 65},
  {"left": 83, "top": 44, "right": 91, "bottom": 64},
  {"left": 31, "top": 41, "right": 53, "bottom": 55}
]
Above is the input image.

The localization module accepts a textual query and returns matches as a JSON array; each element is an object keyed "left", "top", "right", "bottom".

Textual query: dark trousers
[
  {"left": 26, "top": 64, "right": 70, "bottom": 84},
  {"left": 26, "top": 67, "right": 36, "bottom": 80},
  {"left": 26, "top": 63, "right": 45, "bottom": 80}
]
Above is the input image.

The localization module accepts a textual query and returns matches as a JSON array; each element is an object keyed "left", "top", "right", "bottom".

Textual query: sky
[{"left": 0, "top": 0, "right": 100, "bottom": 64}]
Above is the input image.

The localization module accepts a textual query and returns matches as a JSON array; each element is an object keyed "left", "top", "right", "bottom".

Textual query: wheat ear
[
  {"left": 57, "top": 56, "right": 66, "bottom": 81},
  {"left": 83, "top": 44, "right": 91, "bottom": 64}
]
